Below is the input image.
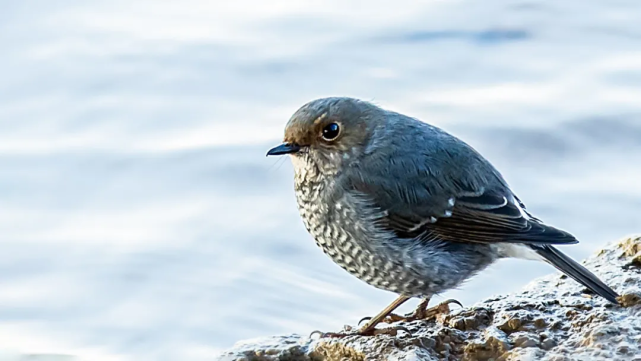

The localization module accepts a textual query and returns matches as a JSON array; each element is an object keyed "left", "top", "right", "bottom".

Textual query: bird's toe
[{"left": 420, "top": 299, "right": 463, "bottom": 319}]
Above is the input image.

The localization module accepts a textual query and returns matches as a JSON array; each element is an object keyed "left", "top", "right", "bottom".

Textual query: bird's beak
[{"left": 266, "top": 143, "right": 301, "bottom": 156}]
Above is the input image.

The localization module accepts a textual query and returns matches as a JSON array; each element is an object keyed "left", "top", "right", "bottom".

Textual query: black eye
[{"left": 322, "top": 123, "right": 340, "bottom": 141}]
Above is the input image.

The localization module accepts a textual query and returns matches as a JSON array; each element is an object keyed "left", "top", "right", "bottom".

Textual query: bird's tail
[{"left": 532, "top": 244, "right": 620, "bottom": 304}]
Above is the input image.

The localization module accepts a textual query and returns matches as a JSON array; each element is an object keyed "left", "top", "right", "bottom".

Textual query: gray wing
[{"left": 342, "top": 126, "right": 577, "bottom": 246}]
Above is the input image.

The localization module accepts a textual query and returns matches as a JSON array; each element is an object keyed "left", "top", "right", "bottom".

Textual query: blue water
[{"left": 1, "top": 1, "right": 640, "bottom": 360}]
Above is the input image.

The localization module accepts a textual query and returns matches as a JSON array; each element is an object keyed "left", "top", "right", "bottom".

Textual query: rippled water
[{"left": 1, "top": 1, "right": 641, "bottom": 360}]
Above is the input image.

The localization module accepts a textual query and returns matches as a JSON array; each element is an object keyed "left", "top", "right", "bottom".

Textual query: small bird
[{"left": 267, "top": 97, "right": 620, "bottom": 337}]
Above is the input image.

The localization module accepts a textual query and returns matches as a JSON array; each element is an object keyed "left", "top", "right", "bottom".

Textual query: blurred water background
[{"left": 1, "top": 1, "right": 641, "bottom": 360}]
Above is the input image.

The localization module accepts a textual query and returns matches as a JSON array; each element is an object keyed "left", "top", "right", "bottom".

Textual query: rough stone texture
[{"left": 218, "top": 236, "right": 641, "bottom": 361}]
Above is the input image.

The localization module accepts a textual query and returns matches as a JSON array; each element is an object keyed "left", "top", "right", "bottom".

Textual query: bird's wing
[
  {"left": 421, "top": 188, "right": 576, "bottom": 245},
  {"left": 342, "top": 135, "right": 577, "bottom": 246}
]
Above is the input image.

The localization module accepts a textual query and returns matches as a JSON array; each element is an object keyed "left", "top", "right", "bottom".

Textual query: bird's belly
[
  {"left": 295, "top": 184, "right": 496, "bottom": 297},
  {"left": 307, "top": 220, "right": 497, "bottom": 297},
  {"left": 306, "top": 218, "right": 456, "bottom": 296},
  {"left": 312, "top": 229, "right": 423, "bottom": 294},
  {"left": 296, "top": 189, "right": 413, "bottom": 293}
]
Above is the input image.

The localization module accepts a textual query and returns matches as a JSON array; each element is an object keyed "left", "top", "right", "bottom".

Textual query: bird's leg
[
  {"left": 379, "top": 297, "right": 462, "bottom": 324},
  {"left": 373, "top": 297, "right": 430, "bottom": 323},
  {"left": 311, "top": 295, "right": 411, "bottom": 338}
]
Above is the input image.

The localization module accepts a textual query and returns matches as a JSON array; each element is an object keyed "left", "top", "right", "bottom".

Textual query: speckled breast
[{"left": 293, "top": 178, "right": 430, "bottom": 296}]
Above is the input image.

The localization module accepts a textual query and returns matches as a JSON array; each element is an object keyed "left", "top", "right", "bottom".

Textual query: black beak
[{"left": 266, "top": 143, "right": 301, "bottom": 156}]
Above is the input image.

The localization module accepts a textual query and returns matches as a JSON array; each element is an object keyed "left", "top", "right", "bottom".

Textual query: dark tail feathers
[{"left": 532, "top": 245, "right": 619, "bottom": 304}]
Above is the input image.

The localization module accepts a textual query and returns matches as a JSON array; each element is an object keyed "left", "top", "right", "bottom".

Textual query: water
[{"left": 1, "top": 1, "right": 640, "bottom": 360}]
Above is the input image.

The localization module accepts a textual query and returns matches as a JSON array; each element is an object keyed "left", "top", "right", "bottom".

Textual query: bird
[{"left": 266, "top": 97, "right": 620, "bottom": 337}]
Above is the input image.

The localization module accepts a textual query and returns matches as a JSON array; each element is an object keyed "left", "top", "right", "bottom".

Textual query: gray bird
[{"left": 267, "top": 97, "right": 620, "bottom": 337}]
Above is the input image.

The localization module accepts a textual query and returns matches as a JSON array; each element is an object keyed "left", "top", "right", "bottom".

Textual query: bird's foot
[
  {"left": 359, "top": 299, "right": 462, "bottom": 325},
  {"left": 310, "top": 324, "right": 411, "bottom": 339},
  {"left": 403, "top": 298, "right": 462, "bottom": 322}
]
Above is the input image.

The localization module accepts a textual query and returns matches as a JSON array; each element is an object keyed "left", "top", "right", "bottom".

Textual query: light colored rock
[{"left": 219, "top": 235, "right": 641, "bottom": 360}]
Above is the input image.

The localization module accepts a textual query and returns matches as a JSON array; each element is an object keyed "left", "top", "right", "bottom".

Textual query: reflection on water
[{"left": 1, "top": 1, "right": 640, "bottom": 360}]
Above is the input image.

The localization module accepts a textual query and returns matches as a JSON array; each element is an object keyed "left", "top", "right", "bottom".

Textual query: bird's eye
[{"left": 322, "top": 123, "right": 340, "bottom": 141}]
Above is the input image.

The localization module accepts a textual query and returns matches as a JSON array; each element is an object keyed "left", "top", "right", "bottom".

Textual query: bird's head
[{"left": 267, "top": 97, "right": 381, "bottom": 177}]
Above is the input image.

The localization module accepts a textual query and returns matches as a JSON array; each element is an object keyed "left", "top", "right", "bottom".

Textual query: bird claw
[
  {"left": 309, "top": 330, "right": 356, "bottom": 339},
  {"left": 441, "top": 299, "right": 463, "bottom": 309},
  {"left": 360, "top": 311, "right": 406, "bottom": 325},
  {"left": 381, "top": 312, "right": 410, "bottom": 323},
  {"left": 309, "top": 325, "right": 412, "bottom": 339},
  {"left": 318, "top": 298, "right": 462, "bottom": 339},
  {"left": 310, "top": 325, "right": 356, "bottom": 339},
  {"left": 379, "top": 299, "right": 463, "bottom": 324},
  {"left": 422, "top": 298, "right": 462, "bottom": 318}
]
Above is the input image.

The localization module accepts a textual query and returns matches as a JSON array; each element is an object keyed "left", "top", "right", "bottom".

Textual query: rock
[
  {"left": 511, "top": 332, "right": 539, "bottom": 348},
  {"left": 219, "top": 236, "right": 641, "bottom": 360},
  {"left": 218, "top": 335, "right": 315, "bottom": 361}
]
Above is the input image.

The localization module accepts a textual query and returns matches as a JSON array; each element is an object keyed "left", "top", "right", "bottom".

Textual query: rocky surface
[{"left": 219, "top": 235, "right": 641, "bottom": 361}]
